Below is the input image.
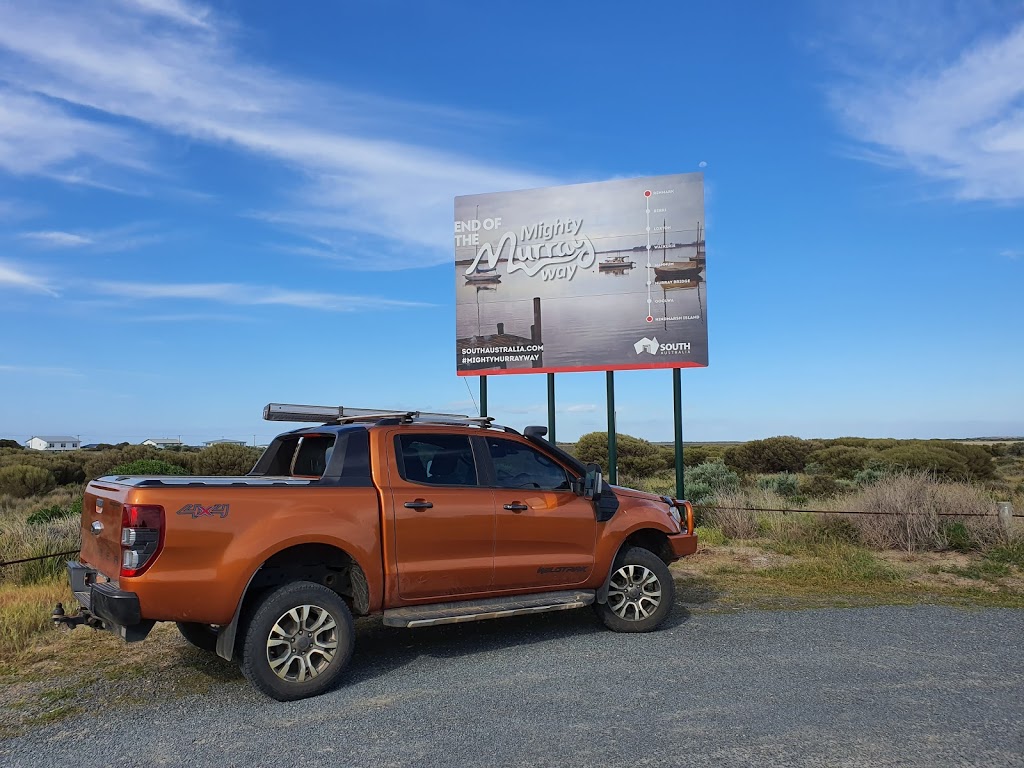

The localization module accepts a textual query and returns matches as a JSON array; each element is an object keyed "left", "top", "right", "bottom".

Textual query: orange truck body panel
[{"left": 80, "top": 424, "right": 697, "bottom": 627}]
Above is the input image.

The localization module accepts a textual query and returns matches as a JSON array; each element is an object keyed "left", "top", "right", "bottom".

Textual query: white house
[
  {"left": 204, "top": 439, "right": 247, "bottom": 447},
  {"left": 27, "top": 436, "right": 80, "bottom": 452},
  {"left": 142, "top": 438, "right": 184, "bottom": 449}
]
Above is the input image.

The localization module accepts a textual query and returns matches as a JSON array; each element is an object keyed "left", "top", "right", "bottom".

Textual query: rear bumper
[
  {"left": 66, "top": 561, "right": 153, "bottom": 641},
  {"left": 667, "top": 532, "right": 698, "bottom": 560}
]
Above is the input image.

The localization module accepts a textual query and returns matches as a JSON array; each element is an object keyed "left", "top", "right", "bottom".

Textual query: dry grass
[
  {"left": 702, "top": 473, "right": 1016, "bottom": 554},
  {"left": 840, "top": 474, "right": 1007, "bottom": 551},
  {"left": 1, "top": 492, "right": 82, "bottom": 658},
  {"left": 0, "top": 578, "right": 72, "bottom": 659}
]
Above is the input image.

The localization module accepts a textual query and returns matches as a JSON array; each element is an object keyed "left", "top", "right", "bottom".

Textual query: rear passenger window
[{"left": 397, "top": 435, "right": 478, "bottom": 486}]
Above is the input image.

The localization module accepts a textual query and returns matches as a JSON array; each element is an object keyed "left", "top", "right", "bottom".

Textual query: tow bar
[{"left": 52, "top": 602, "right": 102, "bottom": 630}]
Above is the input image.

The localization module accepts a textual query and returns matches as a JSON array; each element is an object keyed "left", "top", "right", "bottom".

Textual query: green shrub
[
  {"left": 686, "top": 460, "right": 741, "bottom": 505},
  {"left": 756, "top": 473, "right": 800, "bottom": 499},
  {"left": 683, "top": 445, "right": 715, "bottom": 467},
  {"left": 107, "top": 459, "right": 188, "bottom": 476},
  {"left": 806, "top": 446, "right": 878, "bottom": 479},
  {"left": 853, "top": 460, "right": 891, "bottom": 487},
  {"left": 27, "top": 497, "right": 82, "bottom": 525},
  {"left": 1007, "top": 442, "right": 1024, "bottom": 457},
  {"left": 0, "top": 439, "right": 23, "bottom": 449},
  {"left": 877, "top": 445, "right": 969, "bottom": 480},
  {"left": 941, "top": 521, "right": 973, "bottom": 552},
  {"left": 815, "top": 517, "right": 862, "bottom": 545},
  {"left": 192, "top": 444, "right": 262, "bottom": 476},
  {"left": 0, "top": 464, "right": 56, "bottom": 497},
  {"left": 937, "top": 442, "right": 995, "bottom": 479},
  {"left": 986, "top": 541, "right": 1024, "bottom": 568},
  {"left": 800, "top": 474, "right": 844, "bottom": 499},
  {"left": 723, "top": 436, "right": 815, "bottom": 474},
  {"left": 573, "top": 432, "right": 672, "bottom": 477}
]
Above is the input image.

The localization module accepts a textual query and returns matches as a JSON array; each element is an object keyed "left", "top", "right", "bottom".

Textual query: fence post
[{"left": 997, "top": 502, "right": 1015, "bottom": 535}]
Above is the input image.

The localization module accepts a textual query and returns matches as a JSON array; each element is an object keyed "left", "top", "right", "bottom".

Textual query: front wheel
[
  {"left": 240, "top": 581, "right": 355, "bottom": 701},
  {"left": 596, "top": 547, "right": 675, "bottom": 633}
]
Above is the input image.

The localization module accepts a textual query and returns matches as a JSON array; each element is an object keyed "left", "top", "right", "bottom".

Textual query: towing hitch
[{"left": 52, "top": 602, "right": 103, "bottom": 630}]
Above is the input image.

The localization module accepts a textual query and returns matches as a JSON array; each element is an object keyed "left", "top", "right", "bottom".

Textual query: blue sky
[{"left": 0, "top": 0, "right": 1022, "bottom": 445}]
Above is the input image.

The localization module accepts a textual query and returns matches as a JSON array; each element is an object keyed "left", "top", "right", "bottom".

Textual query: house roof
[
  {"left": 30, "top": 436, "right": 79, "bottom": 442},
  {"left": 204, "top": 439, "right": 246, "bottom": 444},
  {"left": 143, "top": 438, "right": 183, "bottom": 444}
]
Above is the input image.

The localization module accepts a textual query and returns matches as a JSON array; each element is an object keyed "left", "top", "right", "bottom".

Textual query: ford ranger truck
[{"left": 56, "top": 404, "right": 697, "bottom": 701}]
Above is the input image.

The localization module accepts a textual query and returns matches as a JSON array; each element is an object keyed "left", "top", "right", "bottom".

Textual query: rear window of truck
[{"left": 256, "top": 430, "right": 370, "bottom": 482}]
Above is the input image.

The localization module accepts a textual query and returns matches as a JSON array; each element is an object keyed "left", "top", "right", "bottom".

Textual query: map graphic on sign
[{"left": 455, "top": 173, "right": 708, "bottom": 376}]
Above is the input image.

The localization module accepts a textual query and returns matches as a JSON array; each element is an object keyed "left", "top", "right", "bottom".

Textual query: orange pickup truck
[{"left": 56, "top": 404, "right": 697, "bottom": 701}]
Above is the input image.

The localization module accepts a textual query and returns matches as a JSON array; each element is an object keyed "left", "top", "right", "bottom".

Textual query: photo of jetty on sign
[{"left": 456, "top": 172, "right": 708, "bottom": 376}]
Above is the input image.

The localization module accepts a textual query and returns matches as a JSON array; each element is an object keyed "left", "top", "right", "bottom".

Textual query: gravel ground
[{"left": 2, "top": 604, "right": 1022, "bottom": 767}]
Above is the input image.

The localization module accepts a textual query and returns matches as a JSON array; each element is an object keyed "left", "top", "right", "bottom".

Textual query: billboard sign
[{"left": 456, "top": 173, "right": 707, "bottom": 375}]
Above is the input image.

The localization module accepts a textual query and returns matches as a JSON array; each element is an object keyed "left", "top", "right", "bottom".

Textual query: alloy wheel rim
[
  {"left": 266, "top": 604, "right": 339, "bottom": 683},
  {"left": 607, "top": 564, "right": 662, "bottom": 621}
]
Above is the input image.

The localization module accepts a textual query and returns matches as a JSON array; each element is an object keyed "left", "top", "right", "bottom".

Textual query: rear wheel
[
  {"left": 240, "top": 581, "right": 354, "bottom": 701},
  {"left": 176, "top": 622, "right": 219, "bottom": 653},
  {"left": 596, "top": 546, "right": 675, "bottom": 633}
]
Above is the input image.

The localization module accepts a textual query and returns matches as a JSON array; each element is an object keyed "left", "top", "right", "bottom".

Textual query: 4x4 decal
[{"left": 175, "top": 503, "right": 230, "bottom": 519}]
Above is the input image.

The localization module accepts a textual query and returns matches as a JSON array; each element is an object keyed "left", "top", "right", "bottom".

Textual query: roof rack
[{"left": 263, "top": 403, "right": 512, "bottom": 431}]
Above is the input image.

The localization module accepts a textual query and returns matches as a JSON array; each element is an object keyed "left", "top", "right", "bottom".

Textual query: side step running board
[{"left": 383, "top": 590, "right": 596, "bottom": 628}]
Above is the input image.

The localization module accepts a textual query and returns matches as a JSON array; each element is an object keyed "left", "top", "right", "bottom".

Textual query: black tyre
[
  {"left": 176, "top": 622, "right": 219, "bottom": 653},
  {"left": 595, "top": 546, "right": 675, "bottom": 633},
  {"left": 240, "top": 581, "right": 354, "bottom": 702}
]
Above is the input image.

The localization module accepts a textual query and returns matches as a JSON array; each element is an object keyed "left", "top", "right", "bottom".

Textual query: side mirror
[{"left": 583, "top": 463, "right": 603, "bottom": 501}]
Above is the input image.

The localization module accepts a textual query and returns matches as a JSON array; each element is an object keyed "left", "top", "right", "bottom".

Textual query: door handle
[
  {"left": 503, "top": 503, "right": 529, "bottom": 512},
  {"left": 404, "top": 500, "right": 433, "bottom": 510}
]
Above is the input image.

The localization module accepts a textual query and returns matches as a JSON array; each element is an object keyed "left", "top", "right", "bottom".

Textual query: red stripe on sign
[{"left": 457, "top": 360, "right": 708, "bottom": 377}]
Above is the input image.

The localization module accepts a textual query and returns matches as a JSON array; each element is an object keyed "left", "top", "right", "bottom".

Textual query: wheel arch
[
  {"left": 595, "top": 527, "right": 674, "bottom": 605},
  {"left": 215, "top": 541, "right": 369, "bottom": 661}
]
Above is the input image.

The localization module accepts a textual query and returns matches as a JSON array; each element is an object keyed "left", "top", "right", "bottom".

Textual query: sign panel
[{"left": 455, "top": 173, "right": 707, "bottom": 375}]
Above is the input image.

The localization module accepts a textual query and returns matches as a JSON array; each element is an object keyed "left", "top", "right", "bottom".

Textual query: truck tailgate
[{"left": 81, "top": 481, "right": 130, "bottom": 585}]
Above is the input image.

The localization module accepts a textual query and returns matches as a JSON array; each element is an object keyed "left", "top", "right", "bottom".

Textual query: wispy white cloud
[
  {"left": 113, "top": 0, "right": 211, "bottom": 29},
  {"left": 562, "top": 403, "right": 598, "bottom": 414},
  {"left": 91, "top": 280, "right": 432, "bottom": 311},
  {"left": 825, "top": 3, "right": 1024, "bottom": 201},
  {"left": 20, "top": 231, "right": 94, "bottom": 247},
  {"left": 1001, "top": 249, "right": 1022, "bottom": 260},
  {"left": 0, "top": 87, "right": 149, "bottom": 180},
  {"left": 0, "top": 0, "right": 550, "bottom": 266},
  {"left": 19, "top": 223, "right": 164, "bottom": 252},
  {"left": 0, "top": 258, "right": 57, "bottom": 295}
]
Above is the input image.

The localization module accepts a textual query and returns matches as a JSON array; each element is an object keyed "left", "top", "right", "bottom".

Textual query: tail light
[{"left": 120, "top": 504, "right": 164, "bottom": 577}]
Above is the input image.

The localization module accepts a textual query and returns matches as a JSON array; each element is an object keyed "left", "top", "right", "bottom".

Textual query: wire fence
[
  {"left": 0, "top": 549, "right": 80, "bottom": 570},
  {"left": 2, "top": 506, "right": 1019, "bottom": 570},
  {"left": 698, "top": 505, "right": 1024, "bottom": 519}
]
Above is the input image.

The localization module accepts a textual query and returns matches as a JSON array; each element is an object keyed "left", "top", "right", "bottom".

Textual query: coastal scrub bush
[
  {"left": 192, "top": 444, "right": 262, "bottom": 476},
  {"left": 573, "top": 432, "right": 671, "bottom": 477},
  {"left": 0, "top": 465, "right": 56, "bottom": 498},
  {"left": 108, "top": 459, "right": 188, "bottom": 476},
  {"left": 685, "top": 460, "right": 741, "bottom": 505},
  {"left": 876, "top": 446, "right": 968, "bottom": 480},
  {"left": 26, "top": 497, "right": 82, "bottom": 525},
  {"left": 800, "top": 474, "right": 844, "bottom": 499},
  {"left": 756, "top": 473, "right": 801, "bottom": 499},
  {"left": 723, "top": 436, "right": 815, "bottom": 474},
  {"left": 806, "top": 446, "right": 878, "bottom": 479}
]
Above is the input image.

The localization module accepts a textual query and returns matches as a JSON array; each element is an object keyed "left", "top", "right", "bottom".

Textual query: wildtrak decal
[{"left": 537, "top": 566, "right": 588, "bottom": 574}]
